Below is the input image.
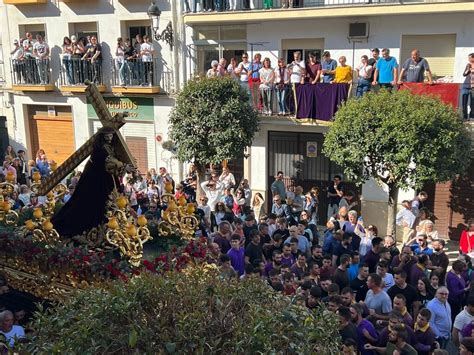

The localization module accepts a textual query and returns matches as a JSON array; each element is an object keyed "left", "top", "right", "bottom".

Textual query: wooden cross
[{"left": 36, "top": 82, "right": 136, "bottom": 196}]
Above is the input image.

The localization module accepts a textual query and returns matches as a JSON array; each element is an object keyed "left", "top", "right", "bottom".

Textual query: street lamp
[{"left": 147, "top": 1, "right": 173, "bottom": 49}]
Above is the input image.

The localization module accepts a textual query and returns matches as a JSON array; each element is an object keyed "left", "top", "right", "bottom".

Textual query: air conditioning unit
[{"left": 349, "top": 22, "right": 369, "bottom": 39}]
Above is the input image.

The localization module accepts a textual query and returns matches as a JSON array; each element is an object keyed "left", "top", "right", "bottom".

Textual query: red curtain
[{"left": 399, "top": 83, "right": 460, "bottom": 108}]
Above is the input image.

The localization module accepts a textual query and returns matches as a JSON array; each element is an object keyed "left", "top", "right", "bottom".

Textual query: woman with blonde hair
[{"left": 252, "top": 192, "right": 265, "bottom": 221}]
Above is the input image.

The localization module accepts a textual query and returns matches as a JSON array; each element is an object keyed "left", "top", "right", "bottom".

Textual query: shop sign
[
  {"left": 87, "top": 97, "right": 154, "bottom": 121},
  {"left": 306, "top": 141, "right": 318, "bottom": 158}
]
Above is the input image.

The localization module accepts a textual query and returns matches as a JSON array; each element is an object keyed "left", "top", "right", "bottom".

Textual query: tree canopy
[
  {"left": 22, "top": 268, "right": 341, "bottom": 354},
  {"left": 169, "top": 77, "right": 259, "bottom": 169},
  {"left": 323, "top": 89, "right": 472, "bottom": 233}
]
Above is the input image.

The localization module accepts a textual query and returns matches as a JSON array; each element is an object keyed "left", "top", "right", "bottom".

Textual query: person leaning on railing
[
  {"left": 274, "top": 58, "right": 289, "bottom": 116},
  {"left": 33, "top": 34, "right": 50, "bottom": 85},
  {"left": 330, "top": 56, "right": 352, "bottom": 84},
  {"left": 355, "top": 55, "right": 373, "bottom": 98},
  {"left": 140, "top": 35, "right": 155, "bottom": 86},
  {"left": 71, "top": 35, "right": 86, "bottom": 84},
  {"left": 82, "top": 36, "right": 102, "bottom": 84},
  {"left": 20, "top": 39, "right": 36, "bottom": 85},
  {"left": 259, "top": 57, "right": 274, "bottom": 116},
  {"left": 115, "top": 37, "right": 126, "bottom": 86},
  {"left": 62, "top": 36, "right": 74, "bottom": 85},
  {"left": 10, "top": 39, "right": 25, "bottom": 84},
  {"left": 123, "top": 38, "right": 137, "bottom": 86}
]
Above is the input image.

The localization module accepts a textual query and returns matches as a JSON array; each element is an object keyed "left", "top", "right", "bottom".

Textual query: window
[
  {"left": 193, "top": 25, "right": 247, "bottom": 75},
  {"left": 286, "top": 49, "right": 322, "bottom": 65},
  {"left": 282, "top": 38, "right": 324, "bottom": 64},
  {"left": 18, "top": 24, "right": 46, "bottom": 41},
  {"left": 68, "top": 22, "right": 99, "bottom": 41},
  {"left": 400, "top": 34, "right": 456, "bottom": 78},
  {"left": 124, "top": 20, "right": 152, "bottom": 41}
]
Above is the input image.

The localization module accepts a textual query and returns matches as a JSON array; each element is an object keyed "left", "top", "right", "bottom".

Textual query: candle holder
[
  {"left": 25, "top": 207, "right": 60, "bottom": 247},
  {"left": 0, "top": 195, "right": 19, "bottom": 226},
  {"left": 157, "top": 183, "right": 199, "bottom": 240},
  {"left": 105, "top": 190, "right": 152, "bottom": 267}
]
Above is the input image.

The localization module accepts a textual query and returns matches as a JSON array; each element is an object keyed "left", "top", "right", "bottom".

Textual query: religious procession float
[{"left": 0, "top": 82, "right": 202, "bottom": 302}]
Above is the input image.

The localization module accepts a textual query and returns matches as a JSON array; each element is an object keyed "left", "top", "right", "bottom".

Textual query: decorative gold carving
[
  {"left": 157, "top": 182, "right": 199, "bottom": 240},
  {"left": 105, "top": 191, "right": 152, "bottom": 267}
]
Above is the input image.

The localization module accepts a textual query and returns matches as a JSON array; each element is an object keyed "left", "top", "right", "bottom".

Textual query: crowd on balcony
[
  {"left": 112, "top": 35, "right": 156, "bottom": 87},
  {"left": 206, "top": 49, "right": 474, "bottom": 120},
  {"left": 9, "top": 32, "right": 158, "bottom": 87},
  {"left": 184, "top": 0, "right": 365, "bottom": 12},
  {"left": 10, "top": 33, "right": 50, "bottom": 85},
  {"left": 2, "top": 140, "right": 474, "bottom": 353}
]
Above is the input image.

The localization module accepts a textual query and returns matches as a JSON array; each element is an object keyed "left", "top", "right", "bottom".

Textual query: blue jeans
[
  {"left": 63, "top": 58, "right": 74, "bottom": 85},
  {"left": 36, "top": 59, "right": 49, "bottom": 84},
  {"left": 214, "top": 0, "right": 222, "bottom": 11},
  {"left": 276, "top": 86, "right": 287, "bottom": 113},
  {"left": 356, "top": 78, "right": 371, "bottom": 98},
  {"left": 462, "top": 88, "right": 473, "bottom": 119}
]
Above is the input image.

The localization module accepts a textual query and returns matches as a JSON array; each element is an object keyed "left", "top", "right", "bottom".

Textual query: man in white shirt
[
  {"left": 396, "top": 200, "right": 416, "bottom": 245},
  {"left": 0, "top": 310, "right": 25, "bottom": 348},
  {"left": 288, "top": 51, "right": 305, "bottom": 84},
  {"left": 236, "top": 53, "right": 252, "bottom": 96},
  {"left": 140, "top": 35, "right": 154, "bottom": 86},
  {"left": 201, "top": 173, "right": 224, "bottom": 211},
  {"left": 453, "top": 297, "right": 474, "bottom": 347},
  {"left": 33, "top": 34, "right": 50, "bottom": 84}
]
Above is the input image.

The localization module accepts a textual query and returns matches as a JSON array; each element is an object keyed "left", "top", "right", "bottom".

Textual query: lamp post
[{"left": 147, "top": 1, "right": 173, "bottom": 49}]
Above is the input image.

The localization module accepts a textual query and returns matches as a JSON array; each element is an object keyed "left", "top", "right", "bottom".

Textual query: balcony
[
  {"left": 111, "top": 58, "right": 162, "bottom": 94},
  {"left": 10, "top": 58, "right": 55, "bottom": 92},
  {"left": 59, "top": 57, "right": 106, "bottom": 93},
  {"left": 184, "top": 0, "right": 468, "bottom": 24},
  {"left": 245, "top": 82, "right": 464, "bottom": 123},
  {"left": 3, "top": 0, "right": 47, "bottom": 4}
]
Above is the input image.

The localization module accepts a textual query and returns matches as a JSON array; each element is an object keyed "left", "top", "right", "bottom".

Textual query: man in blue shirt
[
  {"left": 426, "top": 287, "right": 452, "bottom": 349},
  {"left": 321, "top": 51, "right": 337, "bottom": 83},
  {"left": 373, "top": 48, "right": 398, "bottom": 91}
]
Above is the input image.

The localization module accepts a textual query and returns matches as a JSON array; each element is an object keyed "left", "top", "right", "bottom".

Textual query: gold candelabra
[
  {"left": 0, "top": 171, "right": 19, "bottom": 226},
  {"left": 105, "top": 192, "right": 152, "bottom": 267},
  {"left": 30, "top": 171, "right": 42, "bottom": 195},
  {"left": 158, "top": 182, "right": 199, "bottom": 240},
  {"left": 24, "top": 207, "right": 60, "bottom": 247}
]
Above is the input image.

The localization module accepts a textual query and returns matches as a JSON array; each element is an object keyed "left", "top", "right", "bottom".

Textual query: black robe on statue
[{"left": 51, "top": 135, "right": 123, "bottom": 237}]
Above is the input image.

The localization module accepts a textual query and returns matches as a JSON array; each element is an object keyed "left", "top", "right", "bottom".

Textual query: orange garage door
[{"left": 29, "top": 106, "right": 75, "bottom": 165}]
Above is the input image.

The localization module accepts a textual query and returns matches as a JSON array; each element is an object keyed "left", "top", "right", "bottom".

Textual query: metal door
[{"left": 267, "top": 131, "right": 359, "bottom": 224}]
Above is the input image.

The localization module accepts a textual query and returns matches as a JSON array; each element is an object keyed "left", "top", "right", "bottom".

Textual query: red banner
[{"left": 399, "top": 82, "right": 460, "bottom": 108}]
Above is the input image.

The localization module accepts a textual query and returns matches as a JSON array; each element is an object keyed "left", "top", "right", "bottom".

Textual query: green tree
[
  {"left": 169, "top": 76, "right": 259, "bottom": 183},
  {"left": 323, "top": 90, "right": 472, "bottom": 236},
  {"left": 22, "top": 268, "right": 341, "bottom": 354}
]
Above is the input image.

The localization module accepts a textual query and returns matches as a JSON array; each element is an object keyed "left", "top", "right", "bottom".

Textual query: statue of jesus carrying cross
[{"left": 37, "top": 81, "right": 137, "bottom": 237}]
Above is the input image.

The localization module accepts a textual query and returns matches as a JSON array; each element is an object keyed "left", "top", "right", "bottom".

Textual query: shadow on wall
[
  {"left": 14, "top": 2, "right": 60, "bottom": 18},
  {"left": 61, "top": 0, "right": 115, "bottom": 15},
  {"left": 100, "top": 42, "right": 112, "bottom": 86},
  {"left": 449, "top": 159, "right": 474, "bottom": 240},
  {"left": 50, "top": 45, "right": 62, "bottom": 85}
]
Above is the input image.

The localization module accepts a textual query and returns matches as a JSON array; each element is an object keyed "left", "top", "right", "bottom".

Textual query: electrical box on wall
[{"left": 349, "top": 23, "right": 369, "bottom": 39}]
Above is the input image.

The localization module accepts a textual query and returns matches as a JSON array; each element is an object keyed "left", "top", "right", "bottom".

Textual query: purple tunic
[{"left": 227, "top": 247, "right": 245, "bottom": 276}]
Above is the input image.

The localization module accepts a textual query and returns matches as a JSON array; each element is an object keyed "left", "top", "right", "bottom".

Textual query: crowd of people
[
  {"left": 205, "top": 47, "right": 454, "bottom": 117},
  {"left": 10, "top": 32, "right": 157, "bottom": 87},
  {"left": 2, "top": 143, "right": 474, "bottom": 353}
]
